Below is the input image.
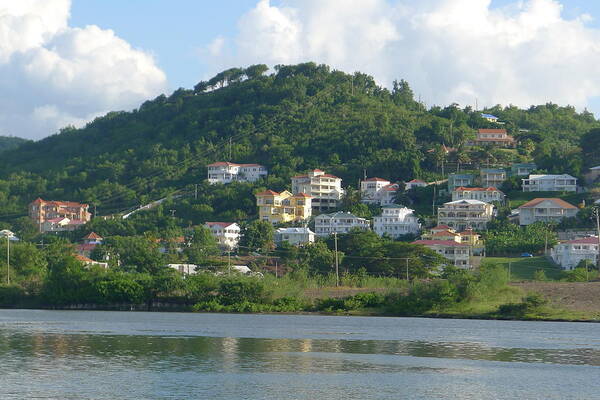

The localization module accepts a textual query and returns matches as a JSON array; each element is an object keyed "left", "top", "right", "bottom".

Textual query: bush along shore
[{"left": 1, "top": 262, "right": 597, "bottom": 322}]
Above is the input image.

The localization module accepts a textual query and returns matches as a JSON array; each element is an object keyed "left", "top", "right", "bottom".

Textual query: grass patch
[
  {"left": 506, "top": 191, "right": 588, "bottom": 209},
  {"left": 483, "top": 256, "right": 563, "bottom": 281}
]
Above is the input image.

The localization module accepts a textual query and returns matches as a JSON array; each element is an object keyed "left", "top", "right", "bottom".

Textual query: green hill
[
  {"left": 0, "top": 136, "right": 29, "bottom": 153},
  {"left": 0, "top": 62, "right": 597, "bottom": 223}
]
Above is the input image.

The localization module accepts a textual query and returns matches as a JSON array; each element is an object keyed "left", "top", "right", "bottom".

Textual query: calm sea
[{"left": 0, "top": 310, "right": 599, "bottom": 399}]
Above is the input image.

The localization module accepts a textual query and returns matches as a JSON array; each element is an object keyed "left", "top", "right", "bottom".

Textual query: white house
[
  {"left": 437, "top": 199, "right": 494, "bottom": 231},
  {"left": 167, "top": 263, "right": 199, "bottom": 275},
  {"left": 314, "top": 211, "right": 370, "bottom": 237},
  {"left": 204, "top": 222, "right": 241, "bottom": 250},
  {"left": 551, "top": 237, "right": 599, "bottom": 270},
  {"left": 292, "top": 169, "right": 344, "bottom": 210},
  {"left": 207, "top": 162, "right": 268, "bottom": 184},
  {"left": 405, "top": 179, "right": 428, "bottom": 190},
  {"left": 522, "top": 174, "right": 577, "bottom": 192},
  {"left": 411, "top": 240, "right": 471, "bottom": 268},
  {"left": 452, "top": 187, "right": 504, "bottom": 203},
  {"left": 42, "top": 217, "right": 86, "bottom": 233},
  {"left": 360, "top": 177, "right": 399, "bottom": 206},
  {"left": 517, "top": 198, "right": 578, "bottom": 226},
  {"left": 275, "top": 227, "right": 315, "bottom": 246},
  {"left": 373, "top": 205, "right": 421, "bottom": 238}
]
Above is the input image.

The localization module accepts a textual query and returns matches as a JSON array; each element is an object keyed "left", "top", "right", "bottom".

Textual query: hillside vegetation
[{"left": 0, "top": 62, "right": 598, "bottom": 223}]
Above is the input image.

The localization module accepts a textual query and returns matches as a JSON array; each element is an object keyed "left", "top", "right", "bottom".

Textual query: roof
[
  {"left": 205, "top": 222, "right": 237, "bottom": 228},
  {"left": 255, "top": 190, "right": 279, "bottom": 196},
  {"left": 481, "top": 113, "right": 498, "bottom": 119},
  {"left": 518, "top": 198, "right": 577, "bottom": 209},
  {"left": 560, "top": 237, "right": 599, "bottom": 245},
  {"left": 382, "top": 184, "right": 399, "bottom": 191},
  {"left": 412, "top": 240, "right": 469, "bottom": 247},
  {"left": 293, "top": 193, "right": 313, "bottom": 198},
  {"left": 444, "top": 199, "right": 489, "bottom": 205},
  {"left": 407, "top": 179, "right": 426, "bottom": 183},
  {"left": 480, "top": 168, "right": 505, "bottom": 173},
  {"left": 83, "top": 232, "right": 103, "bottom": 240},
  {"left": 46, "top": 217, "right": 69, "bottom": 223},
  {"left": 431, "top": 230, "right": 459, "bottom": 237},
  {"left": 364, "top": 177, "right": 390, "bottom": 182},
  {"left": 590, "top": 166, "right": 600, "bottom": 170},
  {"left": 276, "top": 227, "right": 315, "bottom": 234},
  {"left": 432, "top": 224, "right": 451, "bottom": 230},
  {"left": 454, "top": 186, "right": 501, "bottom": 192},
  {"left": 527, "top": 174, "right": 576, "bottom": 180},
  {"left": 30, "top": 198, "right": 89, "bottom": 208},
  {"left": 75, "top": 254, "right": 96, "bottom": 263},
  {"left": 315, "top": 211, "right": 367, "bottom": 221},
  {"left": 478, "top": 129, "right": 507, "bottom": 134}
]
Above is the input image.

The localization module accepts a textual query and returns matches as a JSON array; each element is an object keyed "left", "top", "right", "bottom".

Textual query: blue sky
[{"left": 70, "top": 0, "right": 600, "bottom": 92}]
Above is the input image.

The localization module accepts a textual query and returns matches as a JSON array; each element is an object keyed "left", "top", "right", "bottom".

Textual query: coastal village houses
[
  {"left": 256, "top": 190, "right": 312, "bottom": 224},
  {"left": 521, "top": 174, "right": 578, "bottom": 192},
  {"left": 405, "top": 179, "right": 428, "bottom": 190},
  {"left": 29, "top": 198, "right": 92, "bottom": 233},
  {"left": 207, "top": 162, "right": 268, "bottom": 184},
  {"left": 550, "top": 237, "right": 599, "bottom": 270},
  {"left": 274, "top": 227, "right": 315, "bottom": 246},
  {"left": 421, "top": 225, "right": 484, "bottom": 256},
  {"left": 437, "top": 199, "right": 494, "bottom": 231},
  {"left": 360, "top": 177, "right": 399, "bottom": 206},
  {"left": 291, "top": 169, "right": 344, "bottom": 211},
  {"left": 452, "top": 187, "right": 504, "bottom": 203},
  {"left": 411, "top": 239, "right": 472, "bottom": 268},
  {"left": 314, "top": 212, "right": 370, "bottom": 237},
  {"left": 204, "top": 222, "right": 241, "bottom": 251},
  {"left": 373, "top": 205, "right": 421, "bottom": 238},
  {"left": 517, "top": 198, "right": 578, "bottom": 225}
]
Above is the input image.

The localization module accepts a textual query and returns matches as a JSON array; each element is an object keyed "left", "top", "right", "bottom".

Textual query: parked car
[{"left": 520, "top": 253, "right": 534, "bottom": 257}]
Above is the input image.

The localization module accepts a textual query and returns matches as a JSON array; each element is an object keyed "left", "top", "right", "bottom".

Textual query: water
[{"left": 1, "top": 310, "right": 599, "bottom": 399}]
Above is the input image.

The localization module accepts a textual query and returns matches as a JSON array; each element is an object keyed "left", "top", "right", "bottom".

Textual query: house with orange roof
[
  {"left": 360, "top": 177, "right": 399, "bottom": 206},
  {"left": 471, "top": 128, "right": 516, "bottom": 148},
  {"left": 29, "top": 198, "right": 91, "bottom": 232},
  {"left": 452, "top": 187, "right": 504, "bottom": 203},
  {"left": 207, "top": 162, "right": 268, "bottom": 184},
  {"left": 256, "top": 190, "right": 312, "bottom": 224},
  {"left": 76, "top": 232, "right": 104, "bottom": 257},
  {"left": 517, "top": 198, "right": 578, "bottom": 226},
  {"left": 405, "top": 179, "right": 428, "bottom": 190},
  {"left": 75, "top": 254, "right": 108, "bottom": 269},
  {"left": 291, "top": 169, "right": 344, "bottom": 211}
]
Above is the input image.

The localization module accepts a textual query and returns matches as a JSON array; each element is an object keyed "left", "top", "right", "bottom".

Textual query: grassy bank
[{"left": 483, "top": 256, "right": 562, "bottom": 281}]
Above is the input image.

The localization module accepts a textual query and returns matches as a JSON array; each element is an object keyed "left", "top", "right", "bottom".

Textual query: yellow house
[{"left": 256, "top": 190, "right": 312, "bottom": 224}]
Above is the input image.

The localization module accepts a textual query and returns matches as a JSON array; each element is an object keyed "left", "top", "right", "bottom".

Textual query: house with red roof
[
  {"left": 471, "top": 129, "right": 516, "bottom": 148},
  {"left": 360, "top": 177, "right": 399, "bottom": 206},
  {"left": 29, "top": 198, "right": 91, "bottom": 232},
  {"left": 207, "top": 162, "right": 268, "bottom": 184},
  {"left": 550, "top": 236, "right": 599, "bottom": 270},
  {"left": 291, "top": 169, "right": 344, "bottom": 211},
  {"left": 405, "top": 179, "right": 428, "bottom": 190},
  {"left": 76, "top": 232, "right": 104, "bottom": 257},
  {"left": 411, "top": 239, "right": 472, "bottom": 268},
  {"left": 452, "top": 187, "right": 504, "bottom": 203},
  {"left": 204, "top": 222, "right": 241, "bottom": 250},
  {"left": 517, "top": 198, "right": 578, "bottom": 226}
]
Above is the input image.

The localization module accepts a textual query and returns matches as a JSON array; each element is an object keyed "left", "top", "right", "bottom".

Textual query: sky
[{"left": 3, "top": 0, "right": 600, "bottom": 139}]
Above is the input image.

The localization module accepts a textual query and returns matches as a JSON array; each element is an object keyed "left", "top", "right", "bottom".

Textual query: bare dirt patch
[{"left": 512, "top": 282, "right": 600, "bottom": 314}]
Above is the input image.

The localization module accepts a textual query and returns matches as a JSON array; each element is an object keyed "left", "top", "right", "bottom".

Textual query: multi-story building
[
  {"left": 207, "top": 162, "right": 268, "bottom": 184},
  {"left": 452, "top": 187, "right": 504, "bottom": 203},
  {"left": 421, "top": 226, "right": 485, "bottom": 255},
  {"left": 471, "top": 129, "right": 516, "bottom": 147},
  {"left": 204, "top": 222, "right": 241, "bottom": 251},
  {"left": 291, "top": 169, "right": 344, "bottom": 211},
  {"left": 437, "top": 199, "right": 494, "bottom": 231},
  {"left": 256, "top": 190, "right": 312, "bottom": 224},
  {"left": 448, "top": 173, "right": 475, "bottom": 191},
  {"left": 314, "top": 212, "right": 370, "bottom": 237},
  {"left": 274, "top": 227, "right": 315, "bottom": 246},
  {"left": 521, "top": 174, "right": 577, "bottom": 192},
  {"left": 29, "top": 198, "right": 92, "bottom": 233},
  {"left": 411, "top": 239, "right": 472, "bottom": 268},
  {"left": 373, "top": 205, "right": 421, "bottom": 239},
  {"left": 360, "top": 178, "right": 399, "bottom": 206},
  {"left": 480, "top": 168, "right": 507, "bottom": 188},
  {"left": 405, "top": 179, "right": 428, "bottom": 190},
  {"left": 551, "top": 237, "right": 599, "bottom": 270},
  {"left": 517, "top": 198, "right": 578, "bottom": 226},
  {"left": 511, "top": 163, "right": 537, "bottom": 177}
]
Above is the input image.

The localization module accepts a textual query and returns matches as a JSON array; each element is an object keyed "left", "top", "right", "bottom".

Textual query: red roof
[
  {"left": 412, "top": 240, "right": 469, "bottom": 247},
  {"left": 519, "top": 198, "right": 577, "bottom": 209},
  {"left": 293, "top": 193, "right": 313, "bottom": 198},
  {"left": 205, "top": 222, "right": 236, "bottom": 228},
  {"left": 431, "top": 230, "right": 459, "bottom": 237},
  {"left": 313, "top": 169, "right": 324, "bottom": 172},
  {"left": 364, "top": 177, "right": 389, "bottom": 182},
  {"left": 454, "top": 186, "right": 501, "bottom": 192},
  {"left": 31, "top": 198, "right": 89, "bottom": 208},
  {"left": 83, "top": 232, "right": 103, "bottom": 240},
  {"left": 75, "top": 254, "right": 95, "bottom": 263},
  {"left": 255, "top": 190, "right": 280, "bottom": 196},
  {"left": 382, "top": 184, "right": 399, "bottom": 191},
  {"left": 432, "top": 225, "right": 451, "bottom": 230},
  {"left": 478, "top": 129, "right": 508, "bottom": 134},
  {"left": 320, "top": 174, "right": 341, "bottom": 179},
  {"left": 561, "top": 237, "right": 599, "bottom": 245},
  {"left": 407, "top": 179, "right": 426, "bottom": 183}
]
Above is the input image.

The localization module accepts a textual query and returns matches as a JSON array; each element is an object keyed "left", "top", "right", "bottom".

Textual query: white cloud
[
  {"left": 0, "top": 0, "right": 166, "bottom": 139},
  {"left": 205, "top": 0, "right": 600, "bottom": 114}
]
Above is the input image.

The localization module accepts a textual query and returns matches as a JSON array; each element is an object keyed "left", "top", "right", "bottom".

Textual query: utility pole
[
  {"left": 508, "top": 261, "right": 511, "bottom": 282},
  {"left": 194, "top": 184, "right": 198, "bottom": 200},
  {"left": 228, "top": 250, "right": 231, "bottom": 276},
  {"left": 334, "top": 232, "right": 339, "bottom": 287},
  {"left": 228, "top": 137, "right": 232, "bottom": 161},
  {"left": 6, "top": 234, "right": 10, "bottom": 285},
  {"left": 405, "top": 258, "right": 409, "bottom": 281},
  {"left": 275, "top": 259, "right": 278, "bottom": 279}
]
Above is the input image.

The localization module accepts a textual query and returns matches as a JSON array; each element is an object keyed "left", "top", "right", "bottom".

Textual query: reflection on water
[{"left": 1, "top": 311, "right": 599, "bottom": 400}]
